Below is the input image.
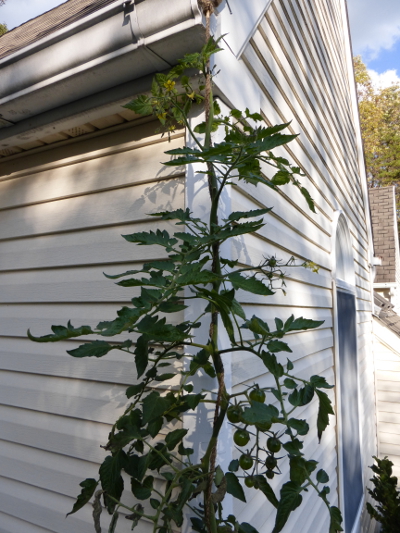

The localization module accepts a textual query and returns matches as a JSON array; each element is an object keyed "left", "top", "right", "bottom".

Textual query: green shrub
[{"left": 367, "top": 456, "right": 400, "bottom": 533}]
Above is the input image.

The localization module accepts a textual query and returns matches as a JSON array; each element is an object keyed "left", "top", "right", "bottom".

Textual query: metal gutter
[{"left": 0, "top": 0, "right": 203, "bottom": 139}]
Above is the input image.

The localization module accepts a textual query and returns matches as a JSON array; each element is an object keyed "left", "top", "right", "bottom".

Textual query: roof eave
[{"left": 0, "top": 0, "right": 203, "bottom": 143}]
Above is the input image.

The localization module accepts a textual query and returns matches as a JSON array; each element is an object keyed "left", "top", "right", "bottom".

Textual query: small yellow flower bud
[{"left": 164, "top": 80, "right": 176, "bottom": 92}]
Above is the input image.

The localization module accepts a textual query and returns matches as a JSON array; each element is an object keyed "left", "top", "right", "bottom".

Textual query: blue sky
[
  {"left": 1, "top": 0, "right": 400, "bottom": 86},
  {"left": 347, "top": 0, "right": 400, "bottom": 86}
]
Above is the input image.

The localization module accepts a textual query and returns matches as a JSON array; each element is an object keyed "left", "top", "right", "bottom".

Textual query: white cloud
[
  {"left": 347, "top": 0, "right": 400, "bottom": 58},
  {"left": 368, "top": 68, "right": 400, "bottom": 89},
  {"left": 0, "top": 0, "right": 65, "bottom": 30}
]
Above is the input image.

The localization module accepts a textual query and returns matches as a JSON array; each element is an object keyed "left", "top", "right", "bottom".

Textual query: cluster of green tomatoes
[{"left": 227, "top": 387, "right": 282, "bottom": 486}]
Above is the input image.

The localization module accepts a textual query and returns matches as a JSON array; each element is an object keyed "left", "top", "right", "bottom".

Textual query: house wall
[
  {"left": 213, "top": 0, "right": 377, "bottom": 531},
  {"left": 0, "top": 1, "right": 378, "bottom": 532},
  {"left": 0, "top": 118, "right": 185, "bottom": 533},
  {"left": 373, "top": 317, "right": 400, "bottom": 482}
]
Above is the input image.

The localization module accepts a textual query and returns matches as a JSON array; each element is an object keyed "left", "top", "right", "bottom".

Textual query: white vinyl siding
[
  {"left": 0, "top": 119, "right": 184, "bottom": 533},
  {"left": 222, "top": 0, "right": 376, "bottom": 531},
  {"left": 374, "top": 318, "right": 400, "bottom": 482}
]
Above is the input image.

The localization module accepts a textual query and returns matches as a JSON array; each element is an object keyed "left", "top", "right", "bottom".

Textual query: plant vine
[{"left": 29, "top": 24, "right": 343, "bottom": 533}]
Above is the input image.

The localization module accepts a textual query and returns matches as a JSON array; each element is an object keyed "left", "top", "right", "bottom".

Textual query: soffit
[{"left": 0, "top": 106, "right": 143, "bottom": 159}]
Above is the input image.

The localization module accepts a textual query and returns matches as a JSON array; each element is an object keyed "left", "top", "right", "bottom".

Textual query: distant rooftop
[{"left": 0, "top": 0, "right": 117, "bottom": 60}]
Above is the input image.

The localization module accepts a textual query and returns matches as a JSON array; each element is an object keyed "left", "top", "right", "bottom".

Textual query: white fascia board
[{"left": 219, "top": 0, "right": 273, "bottom": 58}]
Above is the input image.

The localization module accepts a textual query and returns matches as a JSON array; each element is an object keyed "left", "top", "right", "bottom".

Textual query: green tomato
[
  {"left": 217, "top": 527, "right": 233, "bottom": 533},
  {"left": 267, "top": 437, "right": 281, "bottom": 453},
  {"left": 255, "top": 420, "right": 272, "bottom": 432},
  {"left": 227, "top": 406, "right": 242, "bottom": 424},
  {"left": 266, "top": 470, "right": 275, "bottom": 479},
  {"left": 245, "top": 476, "right": 255, "bottom": 488},
  {"left": 239, "top": 454, "right": 253, "bottom": 471},
  {"left": 249, "top": 388, "right": 266, "bottom": 403},
  {"left": 265, "top": 455, "right": 277, "bottom": 470},
  {"left": 233, "top": 429, "right": 250, "bottom": 447}
]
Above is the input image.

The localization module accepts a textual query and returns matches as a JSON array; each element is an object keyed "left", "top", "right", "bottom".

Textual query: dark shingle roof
[
  {"left": 375, "top": 291, "right": 400, "bottom": 338},
  {"left": 0, "top": 0, "right": 117, "bottom": 60},
  {"left": 369, "top": 186, "right": 399, "bottom": 284}
]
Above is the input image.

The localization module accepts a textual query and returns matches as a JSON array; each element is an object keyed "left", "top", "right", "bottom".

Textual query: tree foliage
[
  {"left": 366, "top": 456, "right": 400, "bottom": 533},
  {"left": 0, "top": 0, "right": 6, "bottom": 37},
  {"left": 354, "top": 56, "right": 400, "bottom": 210},
  {"left": 29, "top": 35, "right": 342, "bottom": 533}
]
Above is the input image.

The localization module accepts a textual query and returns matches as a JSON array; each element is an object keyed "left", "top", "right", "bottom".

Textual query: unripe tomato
[
  {"left": 217, "top": 527, "right": 233, "bottom": 533},
  {"left": 266, "top": 470, "right": 275, "bottom": 479},
  {"left": 265, "top": 455, "right": 277, "bottom": 470},
  {"left": 245, "top": 476, "right": 255, "bottom": 488},
  {"left": 227, "top": 406, "right": 242, "bottom": 424},
  {"left": 233, "top": 429, "right": 250, "bottom": 447},
  {"left": 255, "top": 420, "right": 272, "bottom": 432},
  {"left": 249, "top": 388, "right": 266, "bottom": 403},
  {"left": 239, "top": 454, "right": 253, "bottom": 470},
  {"left": 267, "top": 437, "right": 281, "bottom": 453}
]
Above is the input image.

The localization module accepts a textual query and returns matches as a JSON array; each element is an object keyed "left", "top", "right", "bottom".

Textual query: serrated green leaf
[
  {"left": 228, "top": 272, "right": 274, "bottom": 296},
  {"left": 123, "top": 229, "right": 177, "bottom": 248},
  {"left": 329, "top": 506, "right": 343, "bottom": 533},
  {"left": 147, "top": 417, "right": 163, "bottom": 438},
  {"left": 183, "top": 393, "right": 205, "bottom": 410},
  {"left": 282, "top": 439, "right": 304, "bottom": 456},
  {"left": 316, "top": 469, "right": 330, "bottom": 483},
  {"left": 287, "top": 359, "right": 294, "bottom": 371},
  {"left": 243, "top": 315, "right": 270, "bottom": 336},
  {"left": 67, "top": 340, "right": 114, "bottom": 358},
  {"left": 316, "top": 389, "right": 334, "bottom": 441},
  {"left": 227, "top": 208, "right": 272, "bottom": 222},
  {"left": 135, "top": 335, "right": 149, "bottom": 378},
  {"left": 99, "top": 452, "right": 126, "bottom": 513},
  {"left": 258, "top": 134, "right": 298, "bottom": 154},
  {"left": 131, "top": 475, "right": 154, "bottom": 500},
  {"left": 253, "top": 475, "right": 279, "bottom": 507},
  {"left": 231, "top": 109, "right": 242, "bottom": 120},
  {"left": 228, "top": 459, "right": 239, "bottom": 472},
  {"left": 288, "top": 385, "right": 315, "bottom": 407},
  {"left": 226, "top": 472, "right": 246, "bottom": 502},
  {"left": 104, "top": 269, "right": 142, "bottom": 279},
  {"left": 155, "top": 373, "right": 175, "bottom": 382},
  {"left": 286, "top": 317, "right": 324, "bottom": 331},
  {"left": 142, "top": 391, "right": 171, "bottom": 424},
  {"left": 260, "top": 352, "right": 284, "bottom": 378},
  {"left": 287, "top": 418, "right": 309, "bottom": 436},
  {"left": 300, "top": 187, "right": 316, "bottom": 213},
  {"left": 239, "top": 523, "right": 259, "bottom": 533},
  {"left": 165, "top": 429, "right": 188, "bottom": 450},
  {"left": 124, "top": 95, "right": 153, "bottom": 115},
  {"left": 271, "top": 170, "right": 291, "bottom": 185},
  {"left": 28, "top": 321, "right": 93, "bottom": 343},
  {"left": 310, "top": 375, "right": 334, "bottom": 389},
  {"left": 272, "top": 481, "right": 303, "bottom": 533},
  {"left": 126, "top": 383, "right": 145, "bottom": 399},
  {"left": 178, "top": 442, "right": 194, "bottom": 456},
  {"left": 215, "top": 465, "right": 225, "bottom": 486},
  {"left": 267, "top": 340, "right": 292, "bottom": 353},
  {"left": 159, "top": 300, "right": 187, "bottom": 313},
  {"left": 283, "top": 378, "right": 297, "bottom": 389},
  {"left": 289, "top": 456, "right": 309, "bottom": 485},
  {"left": 67, "top": 478, "right": 98, "bottom": 516},
  {"left": 241, "top": 402, "right": 279, "bottom": 425}
]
